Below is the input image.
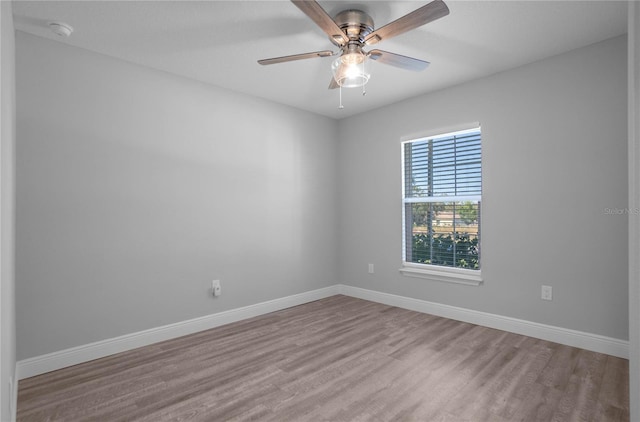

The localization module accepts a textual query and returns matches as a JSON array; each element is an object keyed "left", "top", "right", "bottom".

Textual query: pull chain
[{"left": 338, "top": 85, "right": 344, "bottom": 109}]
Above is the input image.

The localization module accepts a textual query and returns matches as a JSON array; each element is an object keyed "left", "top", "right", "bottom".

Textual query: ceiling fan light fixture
[
  {"left": 331, "top": 55, "right": 370, "bottom": 88},
  {"left": 340, "top": 51, "right": 365, "bottom": 66}
]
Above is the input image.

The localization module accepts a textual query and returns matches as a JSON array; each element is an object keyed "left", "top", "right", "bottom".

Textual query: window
[{"left": 401, "top": 127, "right": 482, "bottom": 284}]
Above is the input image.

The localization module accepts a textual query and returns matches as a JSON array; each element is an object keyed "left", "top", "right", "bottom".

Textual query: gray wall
[
  {"left": 1, "top": 1, "right": 16, "bottom": 419},
  {"left": 16, "top": 32, "right": 338, "bottom": 360},
  {"left": 337, "top": 35, "right": 629, "bottom": 341}
]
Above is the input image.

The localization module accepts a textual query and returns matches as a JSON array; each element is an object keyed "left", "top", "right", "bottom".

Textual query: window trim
[
  {"left": 399, "top": 262, "right": 483, "bottom": 285},
  {"left": 400, "top": 124, "right": 482, "bottom": 285}
]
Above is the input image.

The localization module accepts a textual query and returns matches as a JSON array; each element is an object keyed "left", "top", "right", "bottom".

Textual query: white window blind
[{"left": 402, "top": 127, "right": 482, "bottom": 270}]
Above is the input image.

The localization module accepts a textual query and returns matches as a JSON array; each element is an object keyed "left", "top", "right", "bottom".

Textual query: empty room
[{"left": 1, "top": 0, "right": 639, "bottom": 421}]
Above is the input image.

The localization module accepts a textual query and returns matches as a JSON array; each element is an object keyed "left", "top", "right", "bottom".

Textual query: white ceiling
[{"left": 12, "top": 0, "right": 628, "bottom": 119}]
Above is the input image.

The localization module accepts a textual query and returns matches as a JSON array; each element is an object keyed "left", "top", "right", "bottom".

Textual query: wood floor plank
[{"left": 17, "top": 295, "right": 629, "bottom": 421}]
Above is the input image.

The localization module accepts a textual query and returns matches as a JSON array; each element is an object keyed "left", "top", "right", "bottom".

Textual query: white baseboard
[
  {"left": 337, "top": 285, "right": 629, "bottom": 359},
  {"left": 16, "top": 283, "right": 628, "bottom": 381},
  {"left": 16, "top": 285, "right": 340, "bottom": 380}
]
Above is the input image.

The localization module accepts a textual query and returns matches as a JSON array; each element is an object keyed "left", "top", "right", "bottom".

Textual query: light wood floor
[{"left": 17, "top": 295, "right": 629, "bottom": 422}]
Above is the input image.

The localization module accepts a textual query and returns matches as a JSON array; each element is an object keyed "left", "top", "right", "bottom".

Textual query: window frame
[{"left": 400, "top": 125, "right": 483, "bottom": 285}]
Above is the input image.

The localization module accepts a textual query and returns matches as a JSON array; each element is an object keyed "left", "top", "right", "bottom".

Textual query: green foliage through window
[{"left": 412, "top": 232, "right": 479, "bottom": 269}]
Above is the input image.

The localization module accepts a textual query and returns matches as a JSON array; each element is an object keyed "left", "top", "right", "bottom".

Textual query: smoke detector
[{"left": 48, "top": 22, "right": 73, "bottom": 37}]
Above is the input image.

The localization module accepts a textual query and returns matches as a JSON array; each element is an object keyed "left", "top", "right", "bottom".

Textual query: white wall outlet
[
  {"left": 368, "top": 263, "right": 374, "bottom": 274},
  {"left": 212, "top": 280, "right": 221, "bottom": 297},
  {"left": 541, "top": 285, "right": 553, "bottom": 301}
]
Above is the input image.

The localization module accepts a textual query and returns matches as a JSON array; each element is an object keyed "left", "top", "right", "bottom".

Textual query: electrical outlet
[
  {"left": 541, "top": 285, "right": 553, "bottom": 301},
  {"left": 212, "top": 280, "right": 221, "bottom": 297},
  {"left": 368, "top": 263, "right": 374, "bottom": 274}
]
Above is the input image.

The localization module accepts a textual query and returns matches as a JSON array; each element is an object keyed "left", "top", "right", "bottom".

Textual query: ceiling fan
[{"left": 258, "top": 0, "right": 450, "bottom": 92}]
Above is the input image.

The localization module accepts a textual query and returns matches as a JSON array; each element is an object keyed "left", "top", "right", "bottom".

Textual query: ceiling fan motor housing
[{"left": 332, "top": 9, "right": 374, "bottom": 44}]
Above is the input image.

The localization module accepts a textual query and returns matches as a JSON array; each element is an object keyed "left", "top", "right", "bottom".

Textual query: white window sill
[{"left": 399, "top": 263, "right": 483, "bottom": 286}]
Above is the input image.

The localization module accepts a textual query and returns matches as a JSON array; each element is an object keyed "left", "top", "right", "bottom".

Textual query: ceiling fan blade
[
  {"left": 258, "top": 50, "right": 335, "bottom": 65},
  {"left": 368, "top": 50, "right": 430, "bottom": 71},
  {"left": 328, "top": 77, "right": 340, "bottom": 90},
  {"left": 364, "top": 0, "right": 449, "bottom": 46},
  {"left": 291, "top": 0, "right": 349, "bottom": 46}
]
